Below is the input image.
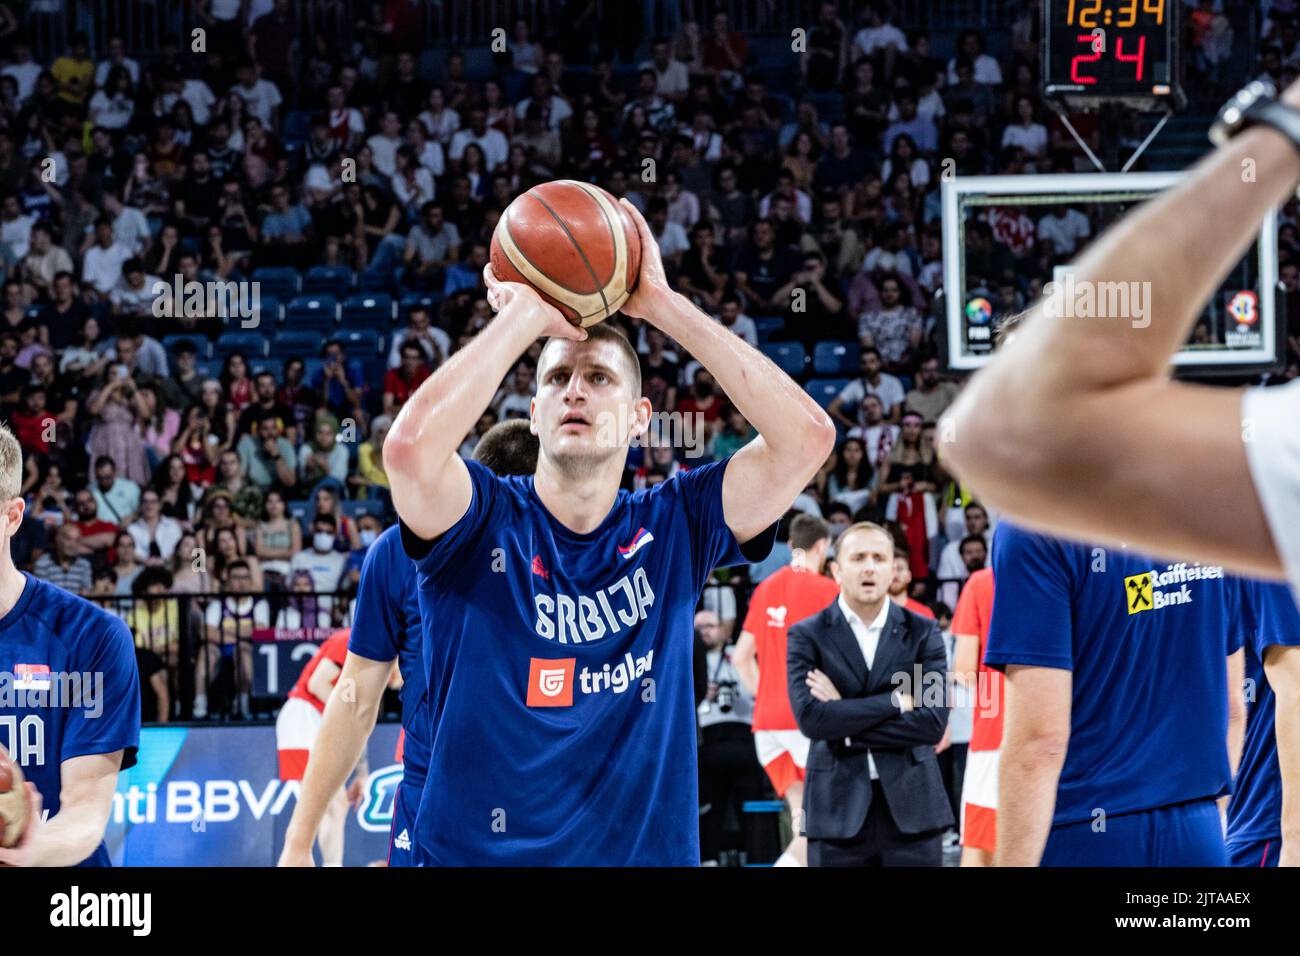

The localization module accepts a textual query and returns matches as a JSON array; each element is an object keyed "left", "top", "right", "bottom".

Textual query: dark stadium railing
[{"left": 86, "top": 581, "right": 758, "bottom": 722}]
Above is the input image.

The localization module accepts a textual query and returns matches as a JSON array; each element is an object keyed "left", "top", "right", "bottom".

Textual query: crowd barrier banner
[{"left": 105, "top": 723, "right": 404, "bottom": 867}]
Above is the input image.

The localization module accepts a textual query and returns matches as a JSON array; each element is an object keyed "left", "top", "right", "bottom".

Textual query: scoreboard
[{"left": 1043, "top": 0, "right": 1181, "bottom": 108}]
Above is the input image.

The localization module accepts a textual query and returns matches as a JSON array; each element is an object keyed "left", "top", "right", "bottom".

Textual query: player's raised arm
[
  {"left": 618, "top": 199, "right": 836, "bottom": 544},
  {"left": 279, "top": 651, "right": 391, "bottom": 867},
  {"left": 940, "top": 81, "right": 1300, "bottom": 578},
  {"left": 383, "top": 268, "right": 583, "bottom": 540}
]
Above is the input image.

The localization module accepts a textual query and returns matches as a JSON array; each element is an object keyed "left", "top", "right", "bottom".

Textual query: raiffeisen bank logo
[{"left": 1124, "top": 562, "right": 1224, "bottom": 615}]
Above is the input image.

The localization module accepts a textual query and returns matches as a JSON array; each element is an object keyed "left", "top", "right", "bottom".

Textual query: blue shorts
[
  {"left": 1040, "top": 798, "right": 1227, "bottom": 866},
  {"left": 1226, "top": 837, "right": 1279, "bottom": 867},
  {"left": 386, "top": 778, "right": 421, "bottom": 868}
]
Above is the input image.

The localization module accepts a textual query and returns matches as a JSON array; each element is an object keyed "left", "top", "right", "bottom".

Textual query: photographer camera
[{"left": 694, "top": 609, "right": 767, "bottom": 865}]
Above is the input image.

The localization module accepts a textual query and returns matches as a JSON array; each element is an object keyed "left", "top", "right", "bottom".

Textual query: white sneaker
[{"left": 193, "top": 695, "right": 207, "bottom": 719}]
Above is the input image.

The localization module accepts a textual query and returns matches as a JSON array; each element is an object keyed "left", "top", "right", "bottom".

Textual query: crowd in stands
[{"left": 1, "top": 0, "right": 1287, "bottom": 718}]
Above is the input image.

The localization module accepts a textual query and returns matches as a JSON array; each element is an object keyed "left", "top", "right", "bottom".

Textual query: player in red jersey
[
  {"left": 733, "top": 514, "right": 840, "bottom": 866},
  {"left": 275, "top": 630, "right": 366, "bottom": 866},
  {"left": 950, "top": 568, "right": 1000, "bottom": 866},
  {"left": 889, "top": 550, "right": 935, "bottom": 619}
]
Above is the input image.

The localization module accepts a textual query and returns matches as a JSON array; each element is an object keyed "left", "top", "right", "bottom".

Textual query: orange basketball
[
  {"left": 0, "top": 743, "right": 29, "bottom": 849},
  {"left": 490, "top": 180, "right": 642, "bottom": 327}
]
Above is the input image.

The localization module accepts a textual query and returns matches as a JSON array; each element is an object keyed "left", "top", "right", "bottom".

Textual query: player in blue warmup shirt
[
  {"left": 278, "top": 421, "right": 539, "bottom": 866},
  {"left": 384, "top": 200, "right": 835, "bottom": 865},
  {"left": 0, "top": 425, "right": 140, "bottom": 867},
  {"left": 984, "top": 520, "right": 1249, "bottom": 866},
  {"left": 1226, "top": 579, "right": 1300, "bottom": 867}
]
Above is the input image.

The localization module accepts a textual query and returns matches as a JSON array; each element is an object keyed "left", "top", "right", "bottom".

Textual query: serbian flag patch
[{"left": 15, "top": 664, "right": 52, "bottom": 691}]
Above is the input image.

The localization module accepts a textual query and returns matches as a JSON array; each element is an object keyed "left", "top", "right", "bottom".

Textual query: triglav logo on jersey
[
  {"left": 526, "top": 652, "right": 654, "bottom": 707},
  {"left": 1124, "top": 563, "right": 1224, "bottom": 615},
  {"left": 526, "top": 657, "right": 576, "bottom": 707},
  {"left": 618, "top": 527, "right": 655, "bottom": 560}
]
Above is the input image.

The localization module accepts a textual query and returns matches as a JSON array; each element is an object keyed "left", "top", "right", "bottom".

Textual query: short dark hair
[
  {"left": 789, "top": 513, "right": 831, "bottom": 551},
  {"left": 133, "top": 566, "right": 174, "bottom": 594},
  {"left": 94, "top": 455, "right": 116, "bottom": 471},
  {"left": 471, "top": 419, "right": 539, "bottom": 476},
  {"left": 960, "top": 534, "right": 988, "bottom": 553}
]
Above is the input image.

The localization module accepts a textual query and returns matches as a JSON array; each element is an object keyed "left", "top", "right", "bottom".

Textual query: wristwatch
[{"left": 1209, "top": 79, "right": 1300, "bottom": 153}]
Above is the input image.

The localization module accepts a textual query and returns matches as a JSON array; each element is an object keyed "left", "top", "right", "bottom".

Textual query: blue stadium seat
[
  {"left": 753, "top": 316, "right": 786, "bottom": 342},
  {"left": 194, "top": 359, "right": 219, "bottom": 381},
  {"left": 282, "top": 110, "right": 314, "bottom": 145},
  {"left": 342, "top": 499, "right": 385, "bottom": 522},
  {"left": 284, "top": 294, "right": 339, "bottom": 329},
  {"left": 337, "top": 328, "right": 384, "bottom": 355},
  {"left": 398, "top": 292, "right": 443, "bottom": 321},
  {"left": 812, "top": 341, "right": 859, "bottom": 376},
  {"left": 214, "top": 331, "right": 269, "bottom": 358},
  {"left": 358, "top": 268, "right": 394, "bottom": 293},
  {"left": 805, "top": 377, "right": 849, "bottom": 409},
  {"left": 761, "top": 342, "right": 806, "bottom": 378},
  {"left": 162, "top": 334, "right": 211, "bottom": 359},
  {"left": 251, "top": 267, "right": 299, "bottom": 301},
  {"left": 271, "top": 330, "right": 322, "bottom": 357},
  {"left": 303, "top": 265, "right": 354, "bottom": 298},
  {"left": 249, "top": 357, "right": 283, "bottom": 381},
  {"left": 302, "top": 358, "right": 326, "bottom": 384},
  {"left": 287, "top": 500, "right": 312, "bottom": 534},
  {"left": 341, "top": 293, "right": 395, "bottom": 327},
  {"left": 251, "top": 294, "right": 281, "bottom": 328}
]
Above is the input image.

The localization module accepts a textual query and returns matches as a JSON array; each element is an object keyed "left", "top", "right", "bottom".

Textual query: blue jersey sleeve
[
  {"left": 63, "top": 614, "right": 140, "bottom": 770},
  {"left": 400, "top": 458, "right": 508, "bottom": 583},
  {"left": 983, "top": 524, "right": 1077, "bottom": 672},
  {"left": 348, "top": 528, "right": 409, "bottom": 663},
  {"left": 1250, "top": 580, "right": 1300, "bottom": 657},
  {"left": 667, "top": 455, "right": 777, "bottom": 589}
]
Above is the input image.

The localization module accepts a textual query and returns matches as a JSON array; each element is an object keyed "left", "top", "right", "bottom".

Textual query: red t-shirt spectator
[
  {"left": 10, "top": 409, "right": 56, "bottom": 455},
  {"left": 383, "top": 365, "right": 430, "bottom": 408}
]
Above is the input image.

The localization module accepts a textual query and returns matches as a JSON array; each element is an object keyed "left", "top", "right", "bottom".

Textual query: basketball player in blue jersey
[
  {"left": 1226, "top": 579, "right": 1300, "bottom": 867},
  {"left": 278, "top": 421, "right": 539, "bottom": 866},
  {"left": 984, "top": 521, "right": 1249, "bottom": 866},
  {"left": 0, "top": 424, "right": 140, "bottom": 866},
  {"left": 383, "top": 199, "right": 836, "bottom": 865}
]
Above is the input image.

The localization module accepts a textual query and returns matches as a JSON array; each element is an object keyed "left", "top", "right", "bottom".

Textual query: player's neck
[
  {"left": 533, "top": 456, "right": 623, "bottom": 536},
  {"left": 0, "top": 553, "right": 27, "bottom": 621}
]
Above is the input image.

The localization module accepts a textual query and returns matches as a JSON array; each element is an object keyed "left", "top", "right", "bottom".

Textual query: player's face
[
  {"left": 837, "top": 529, "right": 894, "bottom": 605},
  {"left": 534, "top": 339, "right": 649, "bottom": 474}
]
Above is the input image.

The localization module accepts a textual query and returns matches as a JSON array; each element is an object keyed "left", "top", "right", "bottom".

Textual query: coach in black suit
[{"left": 788, "top": 522, "right": 953, "bottom": 866}]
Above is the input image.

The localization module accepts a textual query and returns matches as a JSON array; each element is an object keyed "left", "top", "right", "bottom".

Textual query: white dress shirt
[{"left": 836, "top": 594, "right": 893, "bottom": 779}]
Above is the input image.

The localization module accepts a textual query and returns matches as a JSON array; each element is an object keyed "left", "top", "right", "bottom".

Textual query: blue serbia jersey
[
  {"left": 983, "top": 522, "right": 1247, "bottom": 826},
  {"left": 347, "top": 529, "right": 426, "bottom": 770},
  {"left": 403, "top": 455, "right": 772, "bottom": 865},
  {"left": 1226, "top": 579, "right": 1300, "bottom": 850},
  {"left": 0, "top": 574, "right": 140, "bottom": 866}
]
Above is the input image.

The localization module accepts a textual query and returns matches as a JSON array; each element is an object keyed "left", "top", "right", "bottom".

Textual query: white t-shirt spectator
[
  {"left": 419, "top": 108, "right": 461, "bottom": 145},
  {"left": 93, "top": 476, "right": 141, "bottom": 525},
  {"left": 1037, "top": 209, "right": 1092, "bottom": 257},
  {"left": 494, "top": 390, "right": 533, "bottom": 421},
  {"left": 128, "top": 516, "right": 183, "bottom": 561},
  {"left": 640, "top": 58, "right": 690, "bottom": 98},
  {"left": 1, "top": 213, "right": 34, "bottom": 259},
  {"left": 88, "top": 90, "right": 135, "bottom": 129},
  {"left": 853, "top": 24, "right": 908, "bottom": 57},
  {"left": 837, "top": 374, "right": 907, "bottom": 418},
  {"left": 289, "top": 546, "right": 347, "bottom": 594},
  {"left": 392, "top": 168, "right": 436, "bottom": 209},
  {"left": 448, "top": 127, "right": 509, "bottom": 170},
  {"left": 758, "top": 189, "right": 813, "bottom": 223},
  {"left": 514, "top": 94, "right": 574, "bottom": 131},
  {"left": 367, "top": 132, "right": 402, "bottom": 177},
  {"left": 232, "top": 79, "right": 282, "bottom": 127},
  {"left": 655, "top": 221, "right": 690, "bottom": 260},
  {"left": 414, "top": 140, "right": 446, "bottom": 177},
  {"left": 94, "top": 57, "right": 141, "bottom": 87},
  {"left": 1, "top": 60, "right": 41, "bottom": 102},
  {"left": 82, "top": 242, "right": 134, "bottom": 295},
  {"left": 113, "top": 206, "right": 151, "bottom": 255},
  {"left": 110, "top": 274, "right": 163, "bottom": 315},
  {"left": 1002, "top": 122, "right": 1048, "bottom": 157},
  {"left": 388, "top": 325, "right": 453, "bottom": 369},
  {"left": 847, "top": 421, "right": 900, "bottom": 469},
  {"left": 936, "top": 530, "right": 991, "bottom": 583},
  {"left": 947, "top": 54, "right": 1004, "bottom": 86},
  {"left": 180, "top": 80, "right": 216, "bottom": 125},
  {"left": 716, "top": 312, "right": 759, "bottom": 346}
]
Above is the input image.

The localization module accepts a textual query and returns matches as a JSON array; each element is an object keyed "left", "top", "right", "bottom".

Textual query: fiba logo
[{"left": 526, "top": 658, "right": 575, "bottom": 707}]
